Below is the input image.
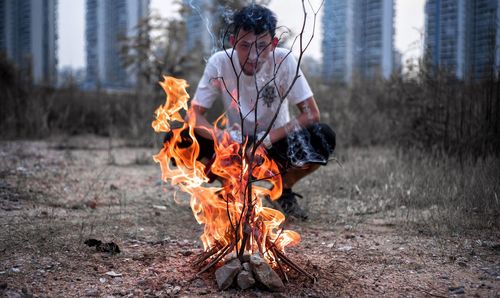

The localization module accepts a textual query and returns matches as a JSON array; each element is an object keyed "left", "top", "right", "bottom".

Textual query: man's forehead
[{"left": 236, "top": 29, "right": 272, "bottom": 42}]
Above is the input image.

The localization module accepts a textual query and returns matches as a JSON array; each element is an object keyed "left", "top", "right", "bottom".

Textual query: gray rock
[
  {"left": 4, "top": 290, "right": 22, "bottom": 298},
  {"left": 21, "top": 287, "right": 31, "bottom": 296},
  {"left": 225, "top": 252, "right": 237, "bottom": 261},
  {"left": 191, "top": 278, "right": 206, "bottom": 288},
  {"left": 215, "top": 258, "right": 242, "bottom": 290},
  {"left": 84, "top": 288, "right": 100, "bottom": 297},
  {"left": 449, "top": 286, "right": 465, "bottom": 295},
  {"left": 242, "top": 262, "right": 251, "bottom": 272},
  {"left": 237, "top": 270, "right": 255, "bottom": 290},
  {"left": 197, "top": 288, "right": 211, "bottom": 295},
  {"left": 485, "top": 270, "right": 499, "bottom": 277},
  {"left": 112, "top": 289, "right": 127, "bottom": 296},
  {"left": 250, "top": 254, "right": 284, "bottom": 292},
  {"left": 241, "top": 254, "right": 251, "bottom": 263}
]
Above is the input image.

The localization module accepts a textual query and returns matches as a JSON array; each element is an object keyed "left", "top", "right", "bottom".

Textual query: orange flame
[{"left": 153, "top": 76, "right": 300, "bottom": 263}]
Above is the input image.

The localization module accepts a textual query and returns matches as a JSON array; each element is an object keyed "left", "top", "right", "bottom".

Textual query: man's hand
[
  {"left": 187, "top": 104, "right": 214, "bottom": 140},
  {"left": 228, "top": 126, "right": 243, "bottom": 144},
  {"left": 256, "top": 131, "right": 272, "bottom": 149}
]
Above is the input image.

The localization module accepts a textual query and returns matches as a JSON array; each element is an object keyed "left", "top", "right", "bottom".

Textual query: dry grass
[
  {"left": 301, "top": 146, "right": 499, "bottom": 234},
  {"left": 0, "top": 138, "right": 499, "bottom": 296}
]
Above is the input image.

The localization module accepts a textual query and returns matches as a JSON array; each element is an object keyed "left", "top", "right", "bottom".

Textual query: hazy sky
[{"left": 58, "top": 0, "right": 426, "bottom": 70}]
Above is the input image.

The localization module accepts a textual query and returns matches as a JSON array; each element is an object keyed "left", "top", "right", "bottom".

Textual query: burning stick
[
  {"left": 196, "top": 242, "right": 235, "bottom": 276},
  {"left": 273, "top": 247, "right": 316, "bottom": 282},
  {"left": 192, "top": 242, "right": 222, "bottom": 267},
  {"left": 266, "top": 239, "right": 316, "bottom": 283},
  {"left": 270, "top": 246, "right": 289, "bottom": 283}
]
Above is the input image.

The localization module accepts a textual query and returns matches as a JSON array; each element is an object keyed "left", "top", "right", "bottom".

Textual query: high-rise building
[
  {"left": 85, "top": 0, "right": 149, "bottom": 90},
  {"left": 0, "top": 0, "right": 58, "bottom": 86},
  {"left": 424, "top": 0, "right": 500, "bottom": 80},
  {"left": 321, "top": 0, "right": 395, "bottom": 83}
]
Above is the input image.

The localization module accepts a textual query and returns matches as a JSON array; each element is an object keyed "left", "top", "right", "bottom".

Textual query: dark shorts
[
  {"left": 164, "top": 123, "right": 336, "bottom": 171},
  {"left": 268, "top": 123, "right": 336, "bottom": 170}
]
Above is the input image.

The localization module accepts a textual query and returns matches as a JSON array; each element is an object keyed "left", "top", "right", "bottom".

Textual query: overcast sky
[{"left": 58, "top": 0, "right": 426, "bottom": 70}]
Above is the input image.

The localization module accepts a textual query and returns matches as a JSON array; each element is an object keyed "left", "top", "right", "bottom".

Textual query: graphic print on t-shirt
[{"left": 261, "top": 85, "right": 276, "bottom": 108}]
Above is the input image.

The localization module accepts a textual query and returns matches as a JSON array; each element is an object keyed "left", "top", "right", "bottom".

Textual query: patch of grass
[
  {"left": 398, "top": 149, "right": 500, "bottom": 233},
  {"left": 305, "top": 146, "right": 499, "bottom": 234}
]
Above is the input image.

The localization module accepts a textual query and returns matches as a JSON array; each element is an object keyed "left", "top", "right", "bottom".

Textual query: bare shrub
[
  {"left": 309, "top": 63, "right": 500, "bottom": 159},
  {"left": 393, "top": 65, "right": 500, "bottom": 160},
  {"left": 309, "top": 75, "right": 400, "bottom": 148},
  {"left": 0, "top": 86, "right": 165, "bottom": 146}
]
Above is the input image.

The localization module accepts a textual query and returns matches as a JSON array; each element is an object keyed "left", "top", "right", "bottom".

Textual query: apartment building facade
[
  {"left": 321, "top": 0, "right": 395, "bottom": 83},
  {"left": 85, "top": 0, "right": 149, "bottom": 90},
  {"left": 424, "top": 0, "right": 500, "bottom": 80},
  {"left": 0, "top": 0, "right": 58, "bottom": 86}
]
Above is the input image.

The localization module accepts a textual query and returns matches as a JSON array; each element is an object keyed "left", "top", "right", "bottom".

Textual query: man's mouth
[{"left": 245, "top": 61, "right": 260, "bottom": 72}]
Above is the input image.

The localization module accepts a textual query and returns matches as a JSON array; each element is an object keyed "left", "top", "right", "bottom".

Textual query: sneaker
[{"left": 276, "top": 189, "right": 308, "bottom": 221}]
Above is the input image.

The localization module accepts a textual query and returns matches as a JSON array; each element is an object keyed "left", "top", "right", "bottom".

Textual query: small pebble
[
  {"left": 84, "top": 288, "right": 99, "bottom": 297},
  {"left": 337, "top": 245, "right": 353, "bottom": 252},
  {"left": 449, "top": 286, "right": 465, "bottom": 295},
  {"left": 181, "top": 250, "right": 193, "bottom": 256}
]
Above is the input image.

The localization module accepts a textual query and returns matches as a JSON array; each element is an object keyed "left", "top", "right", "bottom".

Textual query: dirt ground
[{"left": 0, "top": 135, "right": 498, "bottom": 297}]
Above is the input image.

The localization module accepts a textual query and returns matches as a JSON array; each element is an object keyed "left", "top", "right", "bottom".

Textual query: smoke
[
  {"left": 286, "top": 124, "right": 333, "bottom": 167},
  {"left": 188, "top": 0, "right": 268, "bottom": 58},
  {"left": 186, "top": 0, "right": 218, "bottom": 59}
]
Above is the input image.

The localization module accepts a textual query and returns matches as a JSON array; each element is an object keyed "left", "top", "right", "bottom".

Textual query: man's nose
[{"left": 249, "top": 46, "right": 258, "bottom": 60}]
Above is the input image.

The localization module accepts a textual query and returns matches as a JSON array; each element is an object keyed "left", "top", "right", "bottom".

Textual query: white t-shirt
[{"left": 192, "top": 47, "right": 313, "bottom": 135}]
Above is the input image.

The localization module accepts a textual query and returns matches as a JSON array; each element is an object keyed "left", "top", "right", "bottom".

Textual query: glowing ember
[{"left": 152, "top": 76, "right": 300, "bottom": 265}]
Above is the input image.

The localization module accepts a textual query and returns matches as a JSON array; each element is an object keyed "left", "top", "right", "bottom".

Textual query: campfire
[{"left": 152, "top": 76, "right": 314, "bottom": 291}]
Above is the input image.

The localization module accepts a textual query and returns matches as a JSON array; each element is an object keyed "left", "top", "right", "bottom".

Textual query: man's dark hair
[{"left": 231, "top": 4, "right": 277, "bottom": 37}]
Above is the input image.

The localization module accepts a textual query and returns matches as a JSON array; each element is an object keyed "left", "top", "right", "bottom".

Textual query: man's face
[{"left": 231, "top": 29, "right": 278, "bottom": 75}]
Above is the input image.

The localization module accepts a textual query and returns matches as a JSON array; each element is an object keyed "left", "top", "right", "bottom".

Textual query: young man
[{"left": 185, "top": 4, "right": 335, "bottom": 220}]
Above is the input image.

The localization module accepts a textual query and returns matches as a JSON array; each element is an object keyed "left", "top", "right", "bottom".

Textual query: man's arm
[
  {"left": 187, "top": 104, "right": 214, "bottom": 140},
  {"left": 294, "top": 96, "right": 321, "bottom": 127},
  {"left": 266, "top": 96, "right": 320, "bottom": 145}
]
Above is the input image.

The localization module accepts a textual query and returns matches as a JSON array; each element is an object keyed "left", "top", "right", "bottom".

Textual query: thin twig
[
  {"left": 192, "top": 244, "right": 221, "bottom": 267},
  {"left": 274, "top": 248, "right": 316, "bottom": 282},
  {"left": 271, "top": 246, "right": 289, "bottom": 283},
  {"left": 196, "top": 242, "right": 234, "bottom": 276}
]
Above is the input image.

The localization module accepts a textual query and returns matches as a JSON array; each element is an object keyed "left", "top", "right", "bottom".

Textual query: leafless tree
[{"left": 119, "top": 12, "right": 203, "bottom": 92}]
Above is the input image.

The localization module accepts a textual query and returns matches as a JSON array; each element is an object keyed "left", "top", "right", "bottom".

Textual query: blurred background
[
  {"left": 1, "top": 0, "right": 499, "bottom": 159},
  {"left": 2, "top": 4, "right": 500, "bottom": 295}
]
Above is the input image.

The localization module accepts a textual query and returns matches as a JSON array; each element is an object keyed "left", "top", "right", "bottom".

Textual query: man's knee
[
  {"left": 301, "top": 163, "right": 321, "bottom": 171},
  {"left": 311, "top": 122, "right": 336, "bottom": 153}
]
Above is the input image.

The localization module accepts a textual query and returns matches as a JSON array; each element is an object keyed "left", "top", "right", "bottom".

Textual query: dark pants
[{"left": 164, "top": 123, "right": 336, "bottom": 172}]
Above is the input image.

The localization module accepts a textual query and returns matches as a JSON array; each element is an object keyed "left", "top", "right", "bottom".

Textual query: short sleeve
[
  {"left": 280, "top": 53, "right": 313, "bottom": 105},
  {"left": 192, "top": 55, "right": 220, "bottom": 108}
]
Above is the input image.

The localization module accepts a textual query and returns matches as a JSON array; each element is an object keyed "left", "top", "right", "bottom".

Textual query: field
[{"left": 0, "top": 135, "right": 498, "bottom": 297}]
